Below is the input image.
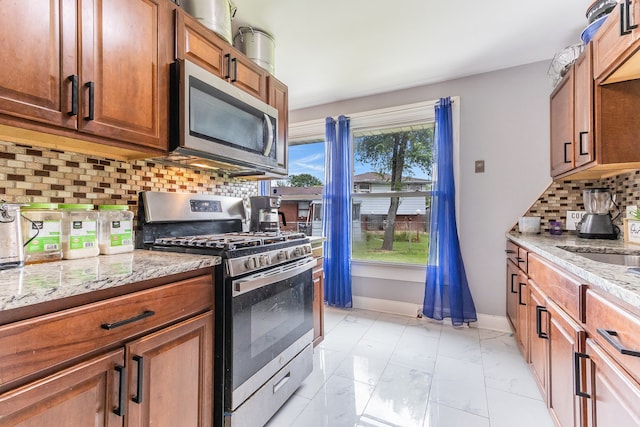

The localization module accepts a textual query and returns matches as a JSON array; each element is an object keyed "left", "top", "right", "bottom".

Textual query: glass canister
[
  {"left": 98, "top": 205, "right": 134, "bottom": 255},
  {"left": 21, "top": 203, "right": 63, "bottom": 264},
  {"left": 0, "top": 202, "right": 25, "bottom": 270},
  {"left": 59, "top": 204, "right": 99, "bottom": 259}
]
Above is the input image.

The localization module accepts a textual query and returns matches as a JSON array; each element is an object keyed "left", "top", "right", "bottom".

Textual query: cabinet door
[
  {"left": 528, "top": 281, "right": 549, "bottom": 401},
  {"left": 506, "top": 260, "right": 519, "bottom": 331},
  {"left": 0, "top": 0, "right": 77, "bottom": 129},
  {"left": 176, "top": 9, "right": 229, "bottom": 78},
  {"left": 268, "top": 76, "right": 289, "bottom": 175},
  {"left": 313, "top": 263, "right": 324, "bottom": 347},
  {"left": 573, "top": 45, "right": 595, "bottom": 168},
  {"left": 583, "top": 339, "right": 640, "bottom": 427},
  {"left": 550, "top": 69, "right": 575, "bottom": 177},
  {"left": 229, "top": 46, "right": 268, "bottom": 102},
  {"left": 125, "top": 311, "right": 213, "bottom": 427},
  {"left": 0, "top": 349, "right": 124, "bottom": 427},
  {"left": 79, "top": 0, "right": 166, "bottom": 149},
  {"left": 548, "top": 301, "right": 586, "bottom": 427},
  {"left": 515, "top": 270, "right": 528, "bottom": 359},
  {"left": 592, "top": 1, "right": 640, "bottom": 81}
]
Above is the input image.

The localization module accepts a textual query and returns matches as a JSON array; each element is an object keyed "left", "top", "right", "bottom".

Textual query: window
[{"left": 285, "top": 99, "right": 455, "bottom": 266}]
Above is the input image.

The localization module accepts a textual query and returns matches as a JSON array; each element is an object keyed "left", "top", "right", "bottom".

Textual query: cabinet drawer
[
  {"left": 528, "top": 253, "right": 585, "bottom": 323},
  {"left": 585, "top": 289, "right": 640, "bottom": 385},
  {"left": 506, "top": 240, "right": 528, "bottom": 272},
  {"left": 0, "top": 274, "right": 213, "bottom": 390}
]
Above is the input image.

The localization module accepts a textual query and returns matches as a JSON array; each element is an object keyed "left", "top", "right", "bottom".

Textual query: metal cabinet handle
[
  {"left": 621, "top": 0, "right": 638, "bottom": 35},
  {"left": 224, "top": 54, "right": 231, "bottom": 79},
  {"left": 505, "top": 249, "right": 515, "bottom": 254},
  {"left": 132, "top": 355, "right": 144, "bottom": 404},
  {"left": 516, "top": 257, "right": 525, "bottom": 264},
  {"left": 574, "top": 352, "right": 591, "bottom": 398},
  {"left": 536, "top": 305, "right": 548, "bottom": 339},
  {"left": 597, "top": 328, "right": 640, "bottom": 357},
  {"left": 113, "top": 364, "right": 126, "bottom": 416},
  {"left": 67, "top": 75, "right": 78, "bottom": 116},
  {"left": 563, "top": 142, "right": 571, "bottom": 164},
  {"left": 85, "top": 81, "right": 95, "bottom": 120},
  {"left": 101, "top": 310, "right": 155, "bottom": 330},
  {"left": 510, "top": 273, "right": 518, "bottom": 294},
  {"left": 518, "top": 282, "right": 526, "bottom": 306},
  {"left": 231, "top": 57, "right": 238, "bottom": 82},
  {"left": 578, "top": 131, "right": 589, "bottom": 156}
]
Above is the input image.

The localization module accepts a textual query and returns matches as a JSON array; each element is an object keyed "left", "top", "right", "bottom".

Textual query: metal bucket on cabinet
[
  {"left": 233, "top": 26, "right": 275, "bottom": 75},
  {"left": 181, "top": 0, "right": 237, "bottom": 44}
]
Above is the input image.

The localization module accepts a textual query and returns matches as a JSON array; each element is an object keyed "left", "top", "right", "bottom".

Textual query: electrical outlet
[{"left": 474, "top": 160, "right": 485, "bottom": 173}]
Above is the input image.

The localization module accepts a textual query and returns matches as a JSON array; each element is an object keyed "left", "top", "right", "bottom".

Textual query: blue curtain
[
  {"left": 423, "top": 98, "right": 477, "bottom": 325},
  {"left": 322, "top": 115, "right": 353, "bottom": 308}
]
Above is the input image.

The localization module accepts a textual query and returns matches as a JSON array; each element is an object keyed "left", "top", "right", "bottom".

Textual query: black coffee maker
[{"left": 249, "top": 196, "right": 286, "bottom": 233}]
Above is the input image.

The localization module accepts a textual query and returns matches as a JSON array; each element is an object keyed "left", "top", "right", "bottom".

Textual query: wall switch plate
[
  {"left": 474, "top": 160, "right": 485, "bottom": 173},
  {"left": 626, "top": 205, "right": 638, "bottom": 219},
  {"left": 566, "top": 211, "right": 585, "bottom": 230}
]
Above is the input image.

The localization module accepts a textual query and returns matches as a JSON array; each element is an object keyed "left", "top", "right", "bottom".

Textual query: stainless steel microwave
[{"left": 169, "top": 59, "right": 278, "bottom": 172}]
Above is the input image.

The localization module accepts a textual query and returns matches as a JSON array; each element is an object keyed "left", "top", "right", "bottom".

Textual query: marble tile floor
[{"left": 265, "top": 307, "right": 555, "bottom": 427}]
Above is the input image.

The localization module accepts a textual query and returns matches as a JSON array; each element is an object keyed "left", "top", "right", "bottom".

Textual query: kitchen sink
[{"left": 560, "top": 247, "right": 640, "bottom": 266}]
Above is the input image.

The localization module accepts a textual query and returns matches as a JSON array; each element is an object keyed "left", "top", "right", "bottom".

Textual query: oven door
[{"left": 228, "top": 257, "right": 315, "bottom": 410}]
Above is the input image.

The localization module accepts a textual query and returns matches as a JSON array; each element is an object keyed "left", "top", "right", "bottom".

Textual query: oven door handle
[{"left": 232, "top": 258, "right": 316, "bottom": 297}]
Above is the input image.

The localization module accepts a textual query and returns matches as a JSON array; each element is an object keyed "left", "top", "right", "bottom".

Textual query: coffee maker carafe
[
  {"left": 578, "top": 188, "right": 619, "bottom": 239},
  {"left": 249, "top": 196, "right": 286, "bottom": 233}
]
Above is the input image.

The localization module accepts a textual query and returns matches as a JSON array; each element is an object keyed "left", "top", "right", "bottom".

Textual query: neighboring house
[{"left": 274, "top": 172, "right": 431, "bottom": 235}]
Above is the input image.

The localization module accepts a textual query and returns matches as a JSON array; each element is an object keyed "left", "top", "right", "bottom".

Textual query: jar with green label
[
  {"left": 59, "top": 204, "right": 99, "bottom": 259},
  {"left": 21, "top": 203, "right": 63, "bottom": 264},
  {"left": 98, "top": 205, "right": 134, "bottom": 255}
]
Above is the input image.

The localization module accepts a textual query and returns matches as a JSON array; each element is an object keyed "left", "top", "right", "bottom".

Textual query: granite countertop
[
  {"left": 507, "top": 232, "right": 640, "bottom": 311},
  {"left": 0, "top": 250, "right": 221, "bottom": 314}
]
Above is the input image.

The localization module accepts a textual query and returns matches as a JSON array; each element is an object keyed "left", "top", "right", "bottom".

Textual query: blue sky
[{"left": 287, "top": 142, "right": 430, "bottom": 184}]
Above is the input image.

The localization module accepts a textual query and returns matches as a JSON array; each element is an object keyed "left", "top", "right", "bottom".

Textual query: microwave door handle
[{"left": 263, "top": 113, "right": 274, "bottom": 156}]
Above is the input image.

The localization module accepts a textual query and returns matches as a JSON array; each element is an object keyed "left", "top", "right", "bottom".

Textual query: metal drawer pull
[
  {"left": 510, "top": 273, "right": 518, "bottom": 294},
  {"left": 132, "top": 355, "right": 144, "bottom": 404},
  {"left": 101, "top": 310, "right": 155, "bottom": 330},
  {"left": 536, "top": 305, "right": 548, "bottom": 339},
  {"left": 574, "top": 352, "right": 591, "bottom": 398},
  {"left": 114, "top": 365, "right": 126, "bottom": 416},
  {"left": 67, "top": 75, "right": 78, "bottom": 116},
  {"left": 85, "top": 81, "right": 95, "bottom": 121},
  {"left": 518, "top": 282, "right": 526, "bottom": 306},
  {"left": 597, "top": 328, "right": 640, "bottom": 357},
  {"left": 273, "top": 372, "right": 291, "bottom": 394},
  {"left": 516, "top": 257, "right": 525, "bottom": 263}
]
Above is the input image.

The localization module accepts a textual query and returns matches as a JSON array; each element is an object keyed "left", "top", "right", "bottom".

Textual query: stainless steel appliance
[
  {"left": 167, "top": 59, "right": 278, "bottom": 173},
  {"left": 180, "top": 0, "right": 237, "bottom": 44},
  {"left": 136, "top": 192, "right": 314, "bottom": 427},
  {"left": 0, "top": 202, "right": 25, "bottom": 269},
  {"left": 578, "top": 188, "right": 620, "bottom": 239},
  {"left": 250, "top": 195, "right": 286, "bottom": 233}
]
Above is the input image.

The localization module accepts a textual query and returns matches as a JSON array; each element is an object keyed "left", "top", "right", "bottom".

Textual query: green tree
[
  {"left": 354, "top": 128, "right": 434, "bottom": 250},
  {"left": 289, "top": 173, "right": 323, "bottom": 187}
]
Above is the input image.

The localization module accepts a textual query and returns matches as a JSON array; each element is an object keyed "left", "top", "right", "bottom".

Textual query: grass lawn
[{"left": 352, "top": 233, "right": 429, "bottom": 264}]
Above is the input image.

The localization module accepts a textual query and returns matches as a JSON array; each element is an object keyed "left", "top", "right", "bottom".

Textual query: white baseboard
[{"left": 352, "top": 296, "right": 511, "bottom": 332}]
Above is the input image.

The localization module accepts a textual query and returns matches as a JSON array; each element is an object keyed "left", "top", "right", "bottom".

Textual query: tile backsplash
[
  {"left": 0, "top": 140, "right": 258, "bottom": 215},
  {"left": 523, "top": 170, "right": 640, "bottom": 233}
]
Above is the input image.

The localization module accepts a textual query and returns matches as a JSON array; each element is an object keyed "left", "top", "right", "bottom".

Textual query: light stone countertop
[
  {"left": 0, "top": 250, "right": 221, "bottom": 314},
  {"left": 507, "top": 232, "right": 640, "bottom": 311}
]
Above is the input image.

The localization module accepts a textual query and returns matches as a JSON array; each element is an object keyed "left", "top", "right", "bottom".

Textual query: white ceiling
[{"left": 230, "top": 0, "right": 593, "bottom": 110}]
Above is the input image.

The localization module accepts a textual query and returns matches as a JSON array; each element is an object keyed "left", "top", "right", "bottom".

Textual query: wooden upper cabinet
[
  {"left": 573, "top": 44, "right": 594, "bottom": 168},
  {"left": 550, "top": 68, "right": 575, "bottom": 177},
  {"left": 176, "top": 10, "right": 228, "bottom": 78},
  {"left": 0, "top": 0, "right": 77, "bottom": 129},
  {"left": 593, "top": 0, "right": 640, "bottom": 82},
  {"left": 79, "top": 0, "right": 167, "bottom": 150},
  {"left": 268, "top": 76, "right": 289, "bottom": 175},
  {"left": 175, "top": 9, "right": 268, "bottom": 102}
]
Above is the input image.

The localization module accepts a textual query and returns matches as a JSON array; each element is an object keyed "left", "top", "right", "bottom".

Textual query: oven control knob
[
  {"left": 259, "top": 254, "right": 270, "bottom": 266},
  {"left": 304, "top": 245, "right": 312, "bottom": 254},
  {"left": 277, "top": 250, "right": 288, "bottom": 261},
  {"left": 245, "top": 257, "right": 257, "bottom": 269},
  {"left": 293, "top": 247, "right": 302, "bottom": 257}
]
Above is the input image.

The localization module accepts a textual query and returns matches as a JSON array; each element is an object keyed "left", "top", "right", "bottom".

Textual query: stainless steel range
[{"left": 136, "top": 192, "right": 315, "bottom": 427}]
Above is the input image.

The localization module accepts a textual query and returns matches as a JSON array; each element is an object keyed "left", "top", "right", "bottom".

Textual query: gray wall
[{"left": 291, "top": 60, "right": 552, "bottom": 318}]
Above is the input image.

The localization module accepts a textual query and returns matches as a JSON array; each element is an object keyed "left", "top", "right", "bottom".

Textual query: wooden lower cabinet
[
  {"left": 313, "top": 258, "right": 325, "bottom": 347},
  {"left": 126, "top": 311, "right": 213, "bottom": 427},
  {"left": 0, "top": 349, "right": 124, "bottom": 426},
  {"left": 582, "top": 339, "right": 640, "bottom": 426},
  {"left": 528, "top": 281, "right": 549, "bottom": 400},
  {"left": 506, "top": 260, "right": 519, "bottom": 330}
]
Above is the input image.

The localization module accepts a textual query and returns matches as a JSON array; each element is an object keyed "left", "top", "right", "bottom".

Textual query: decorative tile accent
[{"left": 0, "top": 140, "right": 258, "bottom": 214}]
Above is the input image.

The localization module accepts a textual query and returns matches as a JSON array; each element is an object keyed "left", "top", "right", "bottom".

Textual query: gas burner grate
[{"left": 153, "top": 231, "right": 308, "bottom": 251}]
